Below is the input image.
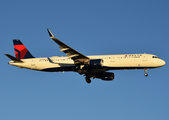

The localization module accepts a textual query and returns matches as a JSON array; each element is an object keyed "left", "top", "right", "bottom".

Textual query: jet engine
[
  {"left": 85, "top": 59, "right": 103, "bottom": 68},
  {"left": 95, "top": 72, "right": 114, "bottom": 81}
]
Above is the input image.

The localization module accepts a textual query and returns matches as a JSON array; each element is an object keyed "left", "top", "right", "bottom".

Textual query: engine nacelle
[
  {"left": 96, "top": 72, "right": 114, "bottom": 81},
  {"left": 85, "top": 59, "right": 103, "bottom": 68}
]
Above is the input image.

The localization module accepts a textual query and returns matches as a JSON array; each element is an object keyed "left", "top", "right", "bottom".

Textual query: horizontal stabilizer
[{"left": 4, "top": 54, "right": 23, "bottom": 63}]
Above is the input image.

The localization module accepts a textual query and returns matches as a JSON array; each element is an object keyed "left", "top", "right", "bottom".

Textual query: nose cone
[
  {"left": 158, "top": 59, "right": 166, "bottom": 67},
  {"left": 161, "top": 59, "right": 166, "bottom": 66}
]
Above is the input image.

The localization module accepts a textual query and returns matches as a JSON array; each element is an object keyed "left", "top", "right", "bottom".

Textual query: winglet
[
  {"left": 4, "top": 54, "right": 23, "bottom": 63},
  {"left": 47, "top": 29, "right": 54, "bottom": 38}
]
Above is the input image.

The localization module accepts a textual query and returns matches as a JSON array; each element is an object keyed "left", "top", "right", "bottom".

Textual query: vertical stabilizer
[{"left": 13, "top": 39, "right": 34, "bottom": 59}]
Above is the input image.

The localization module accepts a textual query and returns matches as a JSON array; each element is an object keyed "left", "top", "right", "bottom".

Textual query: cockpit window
[{"left": 152, "top": 56, "right": 159, "bottom": 58}]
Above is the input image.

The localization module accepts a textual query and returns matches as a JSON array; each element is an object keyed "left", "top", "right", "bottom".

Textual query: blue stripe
[
  {"left": 14, "top": 48, "right": 20, "bottom": 59},
  {"left": 13, "top": 39, "right": 23, "bottom": 45},
  {"left": 24, "top": 51, "right": 34, "bottom": 59}
]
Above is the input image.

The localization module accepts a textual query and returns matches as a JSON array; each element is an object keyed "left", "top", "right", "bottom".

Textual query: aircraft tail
[{"left": 13, "top": 39, "right": 34, "bottom": 59}]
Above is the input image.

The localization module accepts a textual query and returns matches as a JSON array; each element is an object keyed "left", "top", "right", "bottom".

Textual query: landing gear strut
[
  {"left": 144, "top": 68, "right": 148, "bottom": 77},
  {"left": 85, "top": 77, "right": 91, "bottom": 84}
]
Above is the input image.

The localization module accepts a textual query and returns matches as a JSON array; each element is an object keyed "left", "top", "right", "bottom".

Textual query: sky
[{"left": 1, "top": 0, "right": 169, "bottom": 120}]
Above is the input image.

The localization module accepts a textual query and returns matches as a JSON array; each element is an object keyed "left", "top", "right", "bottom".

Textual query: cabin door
[
  {"left": 143, "top": 55, "right": 147, "bottom": 61},
  {"left": 31, "top": 60, "right": 37, "bottom": 69}
]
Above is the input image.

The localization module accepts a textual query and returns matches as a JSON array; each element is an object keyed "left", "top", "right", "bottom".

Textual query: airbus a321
[{"left": 5, "top": 29, "right": 166, "bottom": 83}]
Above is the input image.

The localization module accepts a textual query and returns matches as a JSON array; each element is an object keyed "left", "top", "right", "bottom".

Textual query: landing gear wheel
[
  {"left": 78, "top": 69, "right": 83, "bottom": 75},
  {"left": 144, "top": 68, "right": 148, "bottom": 77},
  {"left": 144, "top": 73, "right": 148, "bottom": 77},
  {"left": 85, "top": 77, "right": 91, "bottom": 84}
]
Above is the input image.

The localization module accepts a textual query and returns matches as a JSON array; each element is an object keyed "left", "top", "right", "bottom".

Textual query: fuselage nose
[
  {"left": 153, "top": 58, "right": 166, "bottom": 67},
  {"left": 161, "top": 59, "right": 166, "bottom": 66}
]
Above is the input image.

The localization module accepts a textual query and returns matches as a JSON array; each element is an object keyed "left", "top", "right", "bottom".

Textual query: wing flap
[{"left": 60, "top": 47, "right": 69, "bottom": 52}]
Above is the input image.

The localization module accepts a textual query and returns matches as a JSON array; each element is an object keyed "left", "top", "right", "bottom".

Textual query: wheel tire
[
  {"left": 78, "top": 69, "right": 83, "bottom": 75},
  {"left": 86, "top": 78, "right": 91, "bottom": 83},
  {"left": 144, "top": 73, "right": 148, "bottom": 77}
]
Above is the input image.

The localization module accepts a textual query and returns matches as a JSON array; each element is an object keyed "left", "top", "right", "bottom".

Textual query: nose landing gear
[{"left": 144, "top": 68, "right": 148, "bottom": 77}]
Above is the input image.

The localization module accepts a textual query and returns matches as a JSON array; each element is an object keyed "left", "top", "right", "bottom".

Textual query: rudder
[{"left": 13, "top": 39, "right": 34, "bottom": 59}]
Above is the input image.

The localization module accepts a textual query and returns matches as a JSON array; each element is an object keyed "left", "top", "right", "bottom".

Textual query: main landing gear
[
  {"left": 85, "top": 77, "right": 91, "bottom": 84},
  {"left": 144, "top": 68, "right": 148, "bottom": 77}
]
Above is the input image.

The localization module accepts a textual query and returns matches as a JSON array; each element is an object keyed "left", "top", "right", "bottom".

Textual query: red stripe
[
  {"left": 15, "top": 51, "right": 19, "bottom": 59},
  {"left": 14, "top": 45, "right": 28, "bottom": 59}
]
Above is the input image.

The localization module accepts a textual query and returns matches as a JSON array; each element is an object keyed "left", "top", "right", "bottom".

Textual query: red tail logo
[{"left": 13, "top": 40, "right": 34, "bottom": 59}]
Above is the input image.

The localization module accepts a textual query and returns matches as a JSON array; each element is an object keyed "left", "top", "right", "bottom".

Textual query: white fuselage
[{"left": 8, "top": 53, "right": 165, "bottom": 72}]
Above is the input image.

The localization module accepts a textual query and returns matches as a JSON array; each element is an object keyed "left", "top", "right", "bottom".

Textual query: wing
[{"left": 47, "top": 29, "right": 89, "bottom": 64}]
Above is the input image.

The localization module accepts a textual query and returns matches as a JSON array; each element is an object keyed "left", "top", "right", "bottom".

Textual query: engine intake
[{"left": 95, "top": 72, "right": 114, "bottom": 81}]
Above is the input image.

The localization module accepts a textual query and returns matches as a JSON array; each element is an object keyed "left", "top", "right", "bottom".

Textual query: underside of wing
[{"left": 47, "top": 29, "right": 89, "bottom": 64}]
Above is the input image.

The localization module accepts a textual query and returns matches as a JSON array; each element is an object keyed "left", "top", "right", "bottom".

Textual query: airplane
[{"left": 5, "top": 29, "right": 166, "bottom": 83}]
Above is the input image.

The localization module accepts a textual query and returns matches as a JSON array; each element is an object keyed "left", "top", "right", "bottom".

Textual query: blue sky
[{"left": 1, "top": 0, "right": 169, "bottom": 120}]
